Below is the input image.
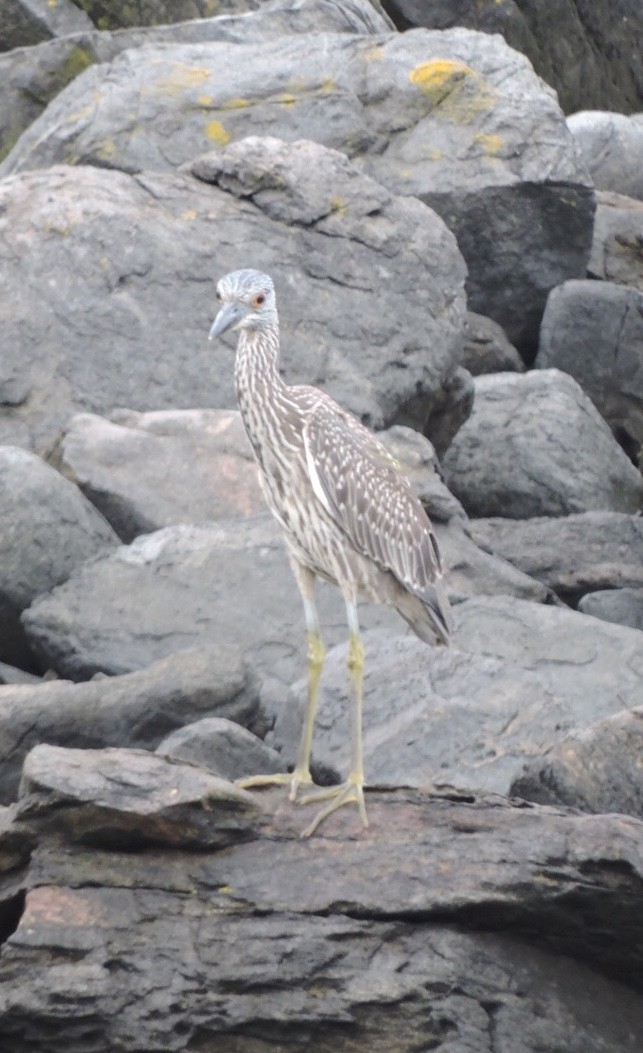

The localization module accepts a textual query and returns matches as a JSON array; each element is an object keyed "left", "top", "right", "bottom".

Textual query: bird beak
[{"left": 209, "top": 302, "right": 246, "bottom": 340}]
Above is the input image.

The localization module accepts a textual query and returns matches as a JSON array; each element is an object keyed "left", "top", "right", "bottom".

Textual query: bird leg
[
  {"left": 300, "top": 602, "right": 369, "bottom": 838},
  {"left": 237, "top": 571, "right": 323, "bottom": 801}
]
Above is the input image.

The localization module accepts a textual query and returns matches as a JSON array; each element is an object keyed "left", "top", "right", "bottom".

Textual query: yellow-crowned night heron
[{"left": 209, "top": 269, "right": 452, "bottom": 837}]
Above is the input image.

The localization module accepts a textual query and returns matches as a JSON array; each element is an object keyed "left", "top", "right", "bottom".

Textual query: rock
[
  {"left": 0, "top": 28, "right": 595, "bottom": 354},
  {"left": 536, "top": 280, "right": 643, "bottom": 449},
  {"left": 420, "top": 366, "right": 474, "bottom": 458},
  {"left": 21, "top": 514, "right": 552, "bottom": 684},
  {"left": 72, "top": 0, "right": 260, "bottom": 30},
  {"left": 0, "top": 0, "right": 391, "bottom": 163},
  {"left": 0, "top": 646, "right": 257, "bottom": 805},
  {"left": 17, "top": 743, "right": 260, "bottom": 849},
  {"left": 383, "top": 0, "right": 643, "bottom": 116},
  {"left": 50, "top": 409, "right": 265, "bottom": 541},
  {"left": 0, "top": 785, "right": 641, "bottom": 1050},
  {"left": 0, "top": 0, "right": 93, "bottom": 52},
  {"left": 567, "top": 111, "right": 643, "bottom": 200},
  {"left": 157, "top": 717, "right": 282, "bottom": 782},
  {"left": 468, "top": 512, "right": 643, "bottom": 604},
  {"left": 376, "top": 424, "right": 466, "bottom": 523},
  {"left": 442, "top": 370, "right": 643, "bottom": 518},
  {"left": 462, "top": 310, "right": 526, "bottom": 375},
  {"left": 272, "top": 592, "right": 643, "bottom": 794},
  {"left": 587, "top": 191, "right": 643, "bottom": 290},
  {"left": 0, "top": 662, "right": 41, "bottom": 687},
  {"left": 0, "top": 144, "right": 465, "bottom": 449},
  {"left": 0, "top": 446, "right": 118, "bottom": 671},
  {"left": 578, "top": 587, "right": 643, "bottom": 632},
  {"left": 511, "top": 706, "right": 643, "bottom": 820}
]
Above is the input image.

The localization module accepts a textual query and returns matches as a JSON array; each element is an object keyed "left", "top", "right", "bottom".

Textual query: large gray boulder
[
  {"left": 0, "top": 26, "right": 595, "bottom": 353},
  {"left": 511, "top": 706, "right": 643, "bottom": 820},
  {"left": 382, "top": 0, "right": 643, "bottom": 116},
  {"left": 0, "top": 446, "right": 118, "bottom": 670},
  {"left": 442, "top": 370, "right": 643, "bottom": 518},
  {"left": 0, "top": 0, "right": 391, "bottom": 162},
  {"left": 273, "top": 598, "right": 643, "bottom": 794},
  {"left": 587, "top": 191, "right": 643, "bottom": 290},
  {"left": 536, "top": 280, "right": 643, "bottom": 448},
  {"left": 0, "top": 646, "right": 258, "bottom": 805},
  {"left": 21, "top": 514, "right": 552, "bottom": 684},
  {"left": 567, "top": 111, "right": 643, "bottom": 200},
  {"left": 468, "top": 512, "right": 643, "bottom": 604},
  {"left": 0, "top": 141, "right": 465, "bottom": 450}
]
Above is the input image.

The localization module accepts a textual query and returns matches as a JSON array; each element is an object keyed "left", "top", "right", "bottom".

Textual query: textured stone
[
  {"left": 567, "top": 111, "right": 643, "bottom": 200},
  {"left": 587, "top": 191, "right": 643, "bottom": 290},
  {"left": 0, "top": 647, "right": 256, "bottom": 805},
  {"left": 462, "top": 310, "right": 526, "bottom": 376},
  {"left": 511, "top": 706, "right": 643, "bottom": 820},
  {"left": 578, "top": 587, "right": 643, "bottom": 632},
  {"left": 0, "top": 143, "right": 465, "bottom": 450},
  {"left": 0, "top": 0, "right": 93, "bottom": 52},
  {"left": 157, "top": 717, "right": 281, "bottom": 782},
  {"left": 0, "top": 27, "right": 594, "bottom": 353},
  {"left": 468, "top": 512, "right": 643, "bottom": 603},
  {"left": 536, "top": 280, "right": 643, "bottom": 448},
  {"left": 442, "top": 370, "right": 643, "bottom": 518}
]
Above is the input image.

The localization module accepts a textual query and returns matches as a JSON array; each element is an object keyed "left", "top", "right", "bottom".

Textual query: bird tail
[{"left": 396, "top": 578, "right": 453, "bottom": 646}]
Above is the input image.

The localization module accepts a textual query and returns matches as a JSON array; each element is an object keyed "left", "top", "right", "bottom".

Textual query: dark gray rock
[
  {"left": 567, "top": 111, "right": 643, "bottom": 200},
  {"left": 0, "top": 0, "right": 93, "bottom": 52},
  {"left": 442, "top": 370, "right": 643, "bottom": 518},
  {"left": 0, "top": 27, "right": 595, "bottom": 354},
  {"left": 382, "top": 0, "right": 643, "bottom": 116},
  {"left": 50, "top": 409, "right": 265, "bottom": 541},
  {"left": 69, "top": 0, "right": 259, "bottom": 30},
  {"left": 272, "top": 595, "right": 643, "bottom": 794},
  {"left": 0, "top": 143, "right": 465, "bottom": 450},
  {"left": 420, "top": 365, "right": 474, "bottom": 458},
  {"left": 21, "top": 514, "right": 553, "bottom": 685},
  {"left": 578, "top": 587, "right": 643, "bottom": 631},
  {"left": 0, "top": 446, "right": 118, "bottom": 670},
  {"left": 157, "top": 717, "right": 281, "bottom": 781},
  {"left": 536, "top": 280, "right": 643, "bottom": 449},
  {"left": 17, "top": 743, "right": 260, "bottom": 849},
  {"left": 468, "top": 512, "right": 643, "bottom": 604},
  {"left": 0, "top": 646, "right": 257, "bottom": 805},
  {"left": 462, "top": 310, "right": 526, "bottom": 376},
  {"left": 588, "top": 191, "right": 643, "bottom": 290},
  {"left": 511, "top": 706, "right": 643, "bottom": 820},
  {"left": 0, "top": 782, "right": 641, "bottom": 1049}
]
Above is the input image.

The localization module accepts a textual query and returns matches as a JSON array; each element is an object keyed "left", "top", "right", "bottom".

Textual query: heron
[{"left": 209, "top": 269, "right": 452, "bottom": 837}]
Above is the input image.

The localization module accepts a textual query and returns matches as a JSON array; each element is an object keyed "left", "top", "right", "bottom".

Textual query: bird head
[{"left": 209, "top": 269, "right": 277, "bottom": 340}]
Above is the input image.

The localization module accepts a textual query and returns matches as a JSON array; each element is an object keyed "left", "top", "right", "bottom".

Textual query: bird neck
[{"left": 234, "top": 324, "right": 288, "bottom": 444}]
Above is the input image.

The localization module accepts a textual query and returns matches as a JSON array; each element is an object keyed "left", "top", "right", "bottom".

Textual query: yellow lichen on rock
[
  {"left": 475, "top": 133, "right": 504, "bottom": 155},
  {"left": 205, "top": 121, "right": 230, "bottom": 145},
  {"left": 221, "top": 98, "right": 251, "bottom": 110},
  {"left": 157, "top": 63, "right": 211, "bottom": 95},
  {"left": 409, "top": 59, "right": 496, "bottom": 121}
]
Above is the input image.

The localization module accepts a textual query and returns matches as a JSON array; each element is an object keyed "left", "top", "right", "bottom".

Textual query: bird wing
[{"left": 302, "top": 397, "right": 447, "bottom": 607}]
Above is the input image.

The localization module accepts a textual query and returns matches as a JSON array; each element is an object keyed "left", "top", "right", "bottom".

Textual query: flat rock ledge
[{"left": 0, "top": 743, "right": 641, "bottom": 1051}]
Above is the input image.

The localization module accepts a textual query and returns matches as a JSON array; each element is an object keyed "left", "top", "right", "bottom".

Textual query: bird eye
[{"left": 252, "top": 293, "right": 266, "bottom": 308}]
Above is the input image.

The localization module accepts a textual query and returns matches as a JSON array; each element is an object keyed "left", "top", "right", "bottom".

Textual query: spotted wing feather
[{"left": 303, "top": 399, "right": 452, "bottom": 639}]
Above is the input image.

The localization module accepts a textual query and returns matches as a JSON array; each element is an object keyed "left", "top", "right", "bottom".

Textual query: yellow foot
[
  {"left": 236, "top": 767, "right": 313, "bottom": 802},
  {"left": 299, "top": 778, "right": 369, "bottom": 839}
]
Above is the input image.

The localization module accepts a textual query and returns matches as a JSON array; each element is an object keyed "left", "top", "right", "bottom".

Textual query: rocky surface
[
  {"left": 0, "top": 746, "right": 641, "bottom": 1050},
  {"left": 578, "top": 587, "right": 643, "bottom": 631},
  {"left": 442, "top": 370, "right": 643, "bottom": 518},
  {"left": 0, "top": 139, "right": 466, "bottom": 450},
  {"left": 0, "top": 1, "right": 642, "bottom": 1046},
  {"left": 536, "top": 279, "right": 643, "bottom": 449},
  {"left": 0, "top": 446, "right": 118, "bottom": 670},
  {"left": 383, "top": 0, "right": 643, "bottom": 115},
  {"left": 272, "top": 599, "right": 643, "bottom": 794},
  {"left": 512, "top": 706, "right": 643, "bottom": 820},
  {"left": 587, "top": 191, "right": 643, "bottom": 289},
  {"left": 0, "top": 26, "right": 595, "bottom": 354},
  {"left": 468, "top": 512, "right": 643, "bottom": 603},
  {"left": 567, "top": 110, "right": 643, "bottom": 200}
]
